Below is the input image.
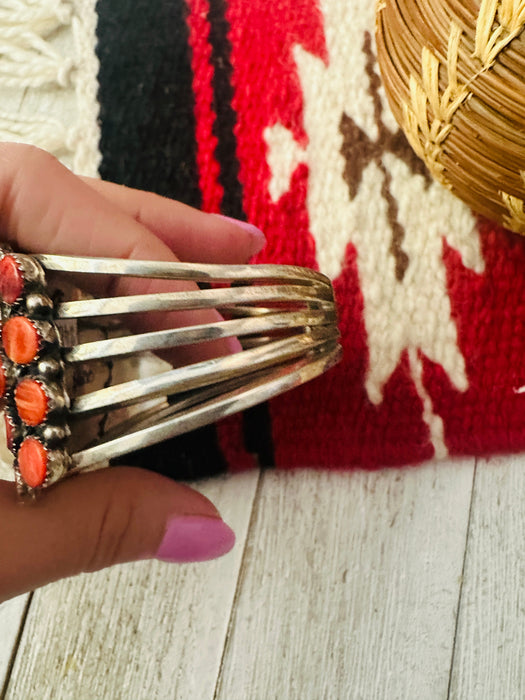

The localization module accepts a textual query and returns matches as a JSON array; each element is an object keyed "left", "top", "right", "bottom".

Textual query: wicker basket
[{"left": 376, "top": 0, "right": 525, "bottom": 233}]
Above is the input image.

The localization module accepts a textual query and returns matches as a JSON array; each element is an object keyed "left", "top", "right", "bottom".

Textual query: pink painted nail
[
  {"left": 215, "top": 215, "right": 266, "bottom": 256},
  {"left": 155, "top": 516, "right": 236, "bottom": 563},
  {"left": 225, "top": 335, "right": 243, "bottom": 354}
]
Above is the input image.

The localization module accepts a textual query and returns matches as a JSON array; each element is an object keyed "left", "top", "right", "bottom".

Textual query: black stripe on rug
[
  {"left": 207, "top": 0, "right": 275, "bottom": 467},
  {"left": 96, "top": 0, "right": 227, "bottom": 480},
  {"left": 207, "top": 0, "right": 244, "bottom": 218},
  {"left": 95, "top": 0, "right": 201, "bottom": 205}
]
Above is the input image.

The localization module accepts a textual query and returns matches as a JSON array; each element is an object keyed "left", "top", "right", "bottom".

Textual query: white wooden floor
[{"left": 1, "top": 456, "right": 525, "bottom": 699}]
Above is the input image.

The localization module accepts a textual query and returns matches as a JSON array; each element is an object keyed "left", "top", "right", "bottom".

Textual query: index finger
[
  {"left": 80, "top": 176, "right": 266, "bottom": 264},
  {"left": 0, "top": 143, "right": 241, "bottom": 362}
]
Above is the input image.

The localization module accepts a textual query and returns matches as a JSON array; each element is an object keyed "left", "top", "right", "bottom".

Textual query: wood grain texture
[
  {"left": 449, "top": 456, "right": 525, "bottom": 699},
  {"left": 0, "top": 595, "right": 29, "bottom": 690},
  {"left": 3, "top": 472, "right": 259, "bottom": 700},
  {"left": 215, "top": 463, "right": 475, "bottom": 700}
]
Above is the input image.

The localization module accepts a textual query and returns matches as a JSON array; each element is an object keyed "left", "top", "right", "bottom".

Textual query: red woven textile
[{"left": 186, "top": 0, "right": 525, "bottom": 469}]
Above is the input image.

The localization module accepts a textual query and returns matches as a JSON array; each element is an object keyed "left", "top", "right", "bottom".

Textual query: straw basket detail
[{"left": 376, "top": 0, "right": 525, "bottom": 232}]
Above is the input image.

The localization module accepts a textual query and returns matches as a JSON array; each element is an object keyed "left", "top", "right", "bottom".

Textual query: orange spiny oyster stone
[
  {"left": 18, "top": 437, "right": 48, "bottom": 488},
  {"left": 2, "top": 316, "right": 40, "bottom": 364},
  {"left": 15, "top": 378, "right": 49, "bottom": 426},
  {"left": 0, "top": 255, "right": 24, "bottom": 304}
]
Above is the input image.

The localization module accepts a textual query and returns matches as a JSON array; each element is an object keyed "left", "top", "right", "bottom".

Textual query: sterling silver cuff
[{"left": 0, "top": 249, "right": 341, "bottom": 495}]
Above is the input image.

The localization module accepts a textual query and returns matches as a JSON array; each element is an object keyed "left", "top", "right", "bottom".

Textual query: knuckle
[
  {"left": 0, "top": 144, "right": 59, "bottom": 222},
  {"left": 0, "top": 142, "right": 54, "bottom": 170}
]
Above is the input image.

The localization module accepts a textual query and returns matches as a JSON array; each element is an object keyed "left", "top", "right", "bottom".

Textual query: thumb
[{"left": 0, "top": 468, "right": 235, "bottom": 602}]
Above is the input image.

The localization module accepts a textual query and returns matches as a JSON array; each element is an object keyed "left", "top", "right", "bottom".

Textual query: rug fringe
[{"left": 0, "top": 0, "right": 101, "bottom": 176}]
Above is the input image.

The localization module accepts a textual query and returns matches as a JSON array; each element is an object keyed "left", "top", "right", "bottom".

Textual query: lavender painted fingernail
[
  {"left": 215, "top": 215, "right": 266, "bottom": 255},
  {"left": 155, "top": 516, "right": 236, "bottom": 563}
]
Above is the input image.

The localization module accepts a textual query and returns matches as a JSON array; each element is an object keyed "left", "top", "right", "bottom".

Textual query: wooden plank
[
  {"left": 216, "top": 463, "right": 474, "bottom": 700},
  {"left": 0, "top": 595, "right": 29, "bottom": 691},
  {"left": 449, "top": 455, "right": 525, "bottom": 698},
  {"left": 4, "top": 472, "right": 259, "bottom": 700}
]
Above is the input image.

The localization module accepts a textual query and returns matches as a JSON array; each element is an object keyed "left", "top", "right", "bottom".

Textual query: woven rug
[{"left": 3, "top": 0, "right": 525, "bottom": 479}]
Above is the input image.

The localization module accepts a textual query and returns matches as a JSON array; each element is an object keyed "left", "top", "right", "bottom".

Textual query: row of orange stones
[{"left": 0, "top": 254, "right": 54, "bottom": 489}]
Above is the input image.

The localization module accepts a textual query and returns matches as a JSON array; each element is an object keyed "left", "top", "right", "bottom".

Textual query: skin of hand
[{"left": 0, "top": 142, "right": 266, "bottom": 603}]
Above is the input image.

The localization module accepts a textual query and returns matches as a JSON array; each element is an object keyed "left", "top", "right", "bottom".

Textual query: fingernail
[
  {"left": 226, "top": 335, "right": 243, "bottom": 354},
  {"left": 215, "top": 215, "right": 266, "bottom": 256},
  {"left": 155, "top": 516, "right": 236, "bottom": 563}
]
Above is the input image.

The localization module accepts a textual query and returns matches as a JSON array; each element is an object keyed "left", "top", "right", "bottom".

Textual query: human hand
[{"left": 0, "top": 143, "right": 266, "bottom": 602}]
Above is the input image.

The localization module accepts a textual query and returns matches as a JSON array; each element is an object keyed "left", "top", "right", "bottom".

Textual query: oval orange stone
[
  {"left": 18, "top": 437, "right": 48, "bottom": 488},
  {"left": 15, "top": 379, "right": 49, "bottom": 425},
  {"left": 2, "top": 316, "right": 40, "bottom": 364},
  {"left": 0, "top": 255, "right": 24, "bottom": 304}
]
